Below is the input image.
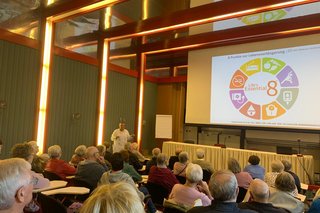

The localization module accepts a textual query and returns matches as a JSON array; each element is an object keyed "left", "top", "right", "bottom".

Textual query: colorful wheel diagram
[{"left": 229, "top": 57, "right": 299, "bottom": 120}]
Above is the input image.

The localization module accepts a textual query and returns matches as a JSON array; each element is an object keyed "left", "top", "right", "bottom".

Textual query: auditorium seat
[
  {"left": 237, "top": 187, "right": 247, "bottom": 203},
  {"left": 37, "top": 193, "right": 67, "bottom": 213},
  {"left": 43, "top": 171, "right": 62, "bottom": 181},
  {"left": 145, "top": 182, "right": 170, "bottom": 207}
]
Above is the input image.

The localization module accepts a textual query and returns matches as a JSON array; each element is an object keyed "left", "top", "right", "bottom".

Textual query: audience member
[
  {"left": 96, "top": 144, "right": 111, "bottom": 168},
  {"left": 173, "top": 151, "right": 189, "bottom": 178},
  {"left": 0, "top": 158, "right": 34, "bottom": 213},
  {"left": 130, "top": 142, "right": 147, "bottom": 163},
  {"left": 120, "top": 150, "right": 142, "bottom": 182},
  {"left": 146, "top": 148, "right": 161, "bottom": 174},
  {"left": 243, "top": 155, "right": 265, "bottom": 180},
  {"left": 169, "top": 147, "right": 182, "bottom": 170},
  {"left": 168, "top": 163, "right": 212, "bottom": 209},
  {"left": 11, "top": 143, "right": 50, "bottom": 189},
  {"left": 27, "top": 141, "right": 44, "bottom": 173},
  {"left": 126, "top": 143, "right": 143, "bottom": 171},
  {"left": 75, "top": 146, "right": 109, "bottom": 189},
  {"left": 281, "top": 160, "right": 301, "bottom": 192},
  {"left": 103, "top": 141, "right": 112, "bottom": 162},
  {"left": 192, "top": 148, "right": 214, "bottom": 174},
  {"left": 238, "top": 179, "right": 290, "bottom": 213},
  {"left": 228, "top": 158, "right": 253, "bottom": 189},
  {"left": 148, "top": 153, "right": 179, "bottom": 193},
  {"left": 45, "top": 145, "right": 76, "bottom": 180},
  {"left": 80, "top": 182, "right": 145, "bottom": 213},
  {"left": 264, "top": 160, "right": 284, "bottom": 187},
  {"left": 70, "top": 145, "right": 87, "bottom": 167},
  {"left": 269, "top": 172, "right": 303, "bottom": 213},
  {"left": 188, "top": 170, "right": 256, "bottom": 213},
  {"left": 308, "top": 189, "right": 320, "bottom": 213}
]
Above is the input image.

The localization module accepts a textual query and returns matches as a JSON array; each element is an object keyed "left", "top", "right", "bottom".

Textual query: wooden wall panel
[
  {"left": 141, "top": 81, "right": 157, "bottom": 154},
  {"left": 104, "top": 71, "right": 137, "bottom": 144},
  {"left": 0, "top": 40, "right": 39, "bottom": 159},
  {"left": 46, "top": 55, "right": 99, "bottom": 161}
]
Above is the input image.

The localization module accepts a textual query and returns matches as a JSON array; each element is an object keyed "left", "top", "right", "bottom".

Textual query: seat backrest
[
  {"left": 37, "top": 193, "right": 67, "bottom": 213},
  {"left": 175, "top": 175, "right": 186, "bottom": 184},
  {"left": 202, "top": 169, "right": 212, "bottom": 183},
  {"left": 43, "top": 171, "right": 62, "bottom": 181},
  {"left": 146, "top": 182, "right": 170, "bottom": 206},
  {"left": 237, "top": 187, "right": 247, "bottom": 203}
]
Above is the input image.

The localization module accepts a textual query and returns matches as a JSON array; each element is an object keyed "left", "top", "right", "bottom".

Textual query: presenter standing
[{"left": 111, "top": 122, "right": 134, "bottom": 153}]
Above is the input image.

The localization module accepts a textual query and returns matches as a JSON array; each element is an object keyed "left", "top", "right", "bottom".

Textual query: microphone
[{"left": 297, "top": 138, "right": 303, "bottom": 157}]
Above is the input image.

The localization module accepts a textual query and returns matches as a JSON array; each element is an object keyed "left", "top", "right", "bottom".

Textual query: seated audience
[
  {"left": 70, "top": 145, "right": 87, "bottom": 167},
  {"left": 269, "top": 172, "right": 303, "bottom": 213},
  {"left": 96, "top": 144, "right": 111, "bottom": 168},
  {"left": 173, "top": 151, "right": 189, "bottom": 178},
  {"left": 125, "top": 143, "right": 143, "bottom": 171},
  {"left": 264, "top": 160, "right": 284, "bottom": 187},
  {"left": 146, "top": 148, "right": 161, "bottom": 174},
  {"left": 80, "top": 182, "right": 145, "bottom": 213},
  {"left": 188, "top": 170, "right": 256, "bottom": 213},
  {"left": 75, "top": 146, "right": 109, "bottom": 190},
  {"left": 168, "top": 163, "right": 212, "bottom": 209},
  {"left": 11, "top": 143, "right": 50, "bottom": 189},
  {"left": 130, "top": 142, "right": 147, "bottom": 163},
  {"left": 243, "top": 155, "right": 265, "bottom": 180},
  {"left": 0, "top": 158, "right": 34, "bottom": 213},
  {"left": 281, "top": 160, "right": 301, "bottom": 193},
  {"left": 120, "top": 150, "right": 142, "bottom": 182},
  {"left": 148, "top": 153, "right": 179, "bottom": 193},
  {"left": 238, "top": 179, "right": 290, "bottom": 213},
  {"left": 27, "top": 141, "right": 44, "bottom": 173},
  {"left": 308, "top": 189, "right": 320, "bottom": 213},
  {"left": 192, "top": 148, "right": 214, "bottom": 174},
  {"left": 169, "top": 147, "right": 182, "bottom": 170},
  {"left": 103, "top": 141, "right": 112, "bottom": 162},
  {"left": 45, "top": 145, "right": 76, "bottom": 180},
  {"left": 228, "top": 158, "right": 253, "bottom": 190}
]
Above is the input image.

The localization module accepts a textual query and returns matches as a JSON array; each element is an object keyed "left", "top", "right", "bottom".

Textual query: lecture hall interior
[{"left": 0, "top": 0, "right": 320, "bottom": 184}]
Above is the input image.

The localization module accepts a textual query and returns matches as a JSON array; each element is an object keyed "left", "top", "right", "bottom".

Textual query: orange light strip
[
  {"left": 145, "top": 67, "right": 170, "bottom": 73},
  {"left": 109, "top": 53, "right": 136, "bottom": 60},
  {"left": 142, "top": 0, "right": 148, "bottom": 20},
  {"left": 109, "top": 0, "right": 313, "bottom": 41},
  {"left": 137, "top": 53, "right": 145, "bottom": 147},
  {"left": 36, "top": 19, "right": 53, "bottom": 154},
  {"left": 97, "top": 7, "right": 112, "bottom": 145},
  {"left": 276, "top": 26, "right": 320, "bottom": 35}
]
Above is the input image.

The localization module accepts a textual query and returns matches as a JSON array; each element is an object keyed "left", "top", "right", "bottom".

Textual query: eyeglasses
[{"left": 29, "top": 176, "right": 38, "bottom": 186}]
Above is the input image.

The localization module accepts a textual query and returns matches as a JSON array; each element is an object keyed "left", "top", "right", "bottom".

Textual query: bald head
[
  {"left": 86, "top": 146, "right": 99, "bottom": 160},
  {"left": 249, "top": 179, "right": 269, "bottom": 203}
]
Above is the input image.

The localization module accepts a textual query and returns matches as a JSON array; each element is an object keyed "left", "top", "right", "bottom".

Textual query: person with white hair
[
  {"left": 146, "top": 148, "right": 161, "bottom": 174},
  {"left": 111, "top": 122, "right": 134, "bottom": 153},
  {"left": 80, "top": 182, "right": 145, "bottom": 213},
  {"left": 281, "top": 159, "right": 301, "bottom": 192},
  {"left": 45, "top": 145, "right": 76, "bottom": 180},
  {"left": 27, "top": 141, "right": 44, "bottom": 173},
  {"left": 192, "top": 148, "right": 214, "bottom": 174},
  {"left": 264, "top": 160, "right": 284, "bottom": 187},
  {"left": 188, "top": 170, "right": 256, "bottom": 213},
  {"left": 238, "top": 179, "right": 290, "bottom": 213},
  {"left": 11, "top": 143, "right": 49, "bottom": 189},
  {"left": 168, "top": 163, "right": 212, "bottom": 209},
  {"left": 70, "top": 145, "right": 87, "bottom": 167},
  {"left": 0, "top": 158, "right": 34, "bottom": 213},
  {"left": 130, "top": 142, "right": 147, "bottom": 163}
]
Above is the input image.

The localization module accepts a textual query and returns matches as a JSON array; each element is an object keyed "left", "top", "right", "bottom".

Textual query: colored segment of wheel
[{"left": 229, "top": 57, "right": 299, "bottom": 120}]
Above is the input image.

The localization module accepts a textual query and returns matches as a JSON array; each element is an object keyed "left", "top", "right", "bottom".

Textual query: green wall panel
[
  {"left": 46, "top": 55, "right": 99, "bottom": 161},
  {"left": 0, "top": 40, "right": 39, "bottom": 159},
  {"left": 105, "top": 71, "right": 137, "bottom": 144},
  {"left": 142, "top": 81, "right": 157, "bottom": 154}
]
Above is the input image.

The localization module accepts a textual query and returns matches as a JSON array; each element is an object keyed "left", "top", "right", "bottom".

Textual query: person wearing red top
[
  {"left": 45, "top": 145, "right": 76, "bottom": 180},
  {"left": 147, "top": 153, "right": 179, "bottom": 193}
]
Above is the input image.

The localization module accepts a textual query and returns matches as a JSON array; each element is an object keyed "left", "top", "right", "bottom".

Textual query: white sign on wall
[{"left": 155, "top": 114, "right": 172, "bottom": 139}]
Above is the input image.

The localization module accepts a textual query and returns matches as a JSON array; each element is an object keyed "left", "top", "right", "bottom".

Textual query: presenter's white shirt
[{"left": 111, "top": 129, "right": 131, "bottom": 153}]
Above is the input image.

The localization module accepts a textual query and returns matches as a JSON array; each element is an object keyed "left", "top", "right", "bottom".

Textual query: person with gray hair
[
  {"left": 238, "top": 179, "right": 290, "bottom": 213},
  {"left": 173, "top": 151, "right": 189, "bottom": 178},
  {"left": 192, "top": 148, "right": 214, "bottom": 174},
  {"left": 70, "top": 145, "right": 87, "bottom": 167},
  {"left": 0, "top": 158, "right": 34, "bottom": 213},
  {"left": 269, "top": 172, "right": 303, "bottom": 213},
  {"left": 27, "top": 141, "right": 44, "bottom": 173},
  {"left": 188, "top": 170, "right": 256, "bottom": 213},
  {"left": 281, "top": 159, "right": 301, "bottom": 192},
  {"left": 45, "top": 145, "right": 76, "bottom": 180},
  {"left": 264, "top": 160, "right": 284, "bottom": 187},
  {"left": 146, "top": 147, "right": 161, "bottom": 174},
  {"left": 148, "top": 153, "right": 179, "bottom": 193},
  {"left": 168, "top": 163, "right": 212, "bottom": 209},
  {"left": 228, "top": 158, "right": 253, "bottom": 190}
]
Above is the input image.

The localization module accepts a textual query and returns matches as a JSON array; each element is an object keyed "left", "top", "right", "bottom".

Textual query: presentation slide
[{"left": 210, "top": 44, "right": 320, "bottom": 129}]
